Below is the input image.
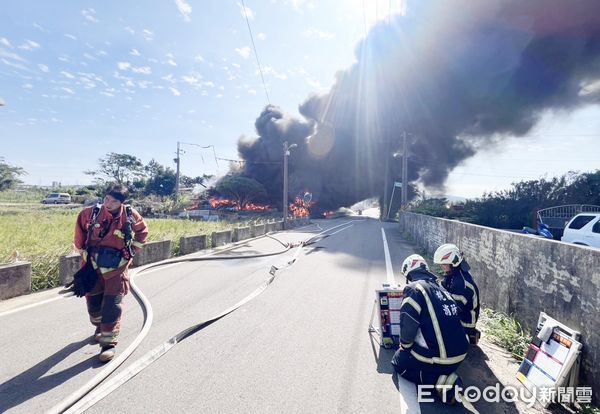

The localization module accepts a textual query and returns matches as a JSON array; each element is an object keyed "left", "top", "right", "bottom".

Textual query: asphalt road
[{"left": 0, "top": 218, "right": 521, "bottom": 413}]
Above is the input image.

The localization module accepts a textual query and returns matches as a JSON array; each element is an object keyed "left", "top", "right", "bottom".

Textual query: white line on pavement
[
  {"left": 381, "top": 227, "right": 397, "bottom": 287},
  {"left": 0, "top": 295, "right": 63, "bottom": 318},
  {"left": 381, "top": 227, "right": 421, "bottom": 414}
]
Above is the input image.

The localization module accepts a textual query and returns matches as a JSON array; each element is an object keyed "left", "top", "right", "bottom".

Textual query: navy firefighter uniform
[{"left": 391, "top": 263, "right": 468, "bottom": 391}]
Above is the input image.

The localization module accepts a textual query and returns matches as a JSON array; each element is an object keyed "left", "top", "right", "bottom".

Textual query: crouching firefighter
[
  {"left": 433, "top": 243, "right": 481, "bottom": 344},
  {"left": 391, "top": 254, "right": 468, "bottom": 404},
  {"left": 73, "top": 184, "right": 148, "bottom": 362}
]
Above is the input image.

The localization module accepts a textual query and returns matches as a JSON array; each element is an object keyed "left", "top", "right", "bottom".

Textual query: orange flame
[{"left": 289, "top": 195, "right": 314, "bottom": 217}]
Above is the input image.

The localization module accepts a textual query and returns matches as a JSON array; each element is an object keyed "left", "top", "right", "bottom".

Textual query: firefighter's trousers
[{"left": 85, "top": 273, "right": 128, "bottom": 347}]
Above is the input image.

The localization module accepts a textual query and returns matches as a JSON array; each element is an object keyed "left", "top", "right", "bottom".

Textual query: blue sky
[{"left": 1, "top": 0, "right": 598, "bottom": 198}]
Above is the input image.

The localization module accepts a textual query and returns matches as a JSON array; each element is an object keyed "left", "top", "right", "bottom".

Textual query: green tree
[
  {"left": 180, "top": 174, "right": 213, "bottom": 189},
  {"left": 215, "top": 175, "right": 267, "bottom": 210},
  {"left": 85, "top": 152, "right": 145, "bottom": 185},
  {"left": 0, "top": 158, "right": 26, "bottom": 191},
  {"left": 144, "top": 159, "right": 176, "bottom": 197}
]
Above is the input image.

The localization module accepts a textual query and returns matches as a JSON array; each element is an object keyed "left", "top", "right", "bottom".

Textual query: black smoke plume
[{"left": 234, "top": 0, "right": 600, "bottom": 213}]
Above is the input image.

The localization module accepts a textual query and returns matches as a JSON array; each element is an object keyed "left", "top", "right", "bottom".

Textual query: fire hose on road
[{"left": 48, "top": 222, "right": 353, "bottom": 413}]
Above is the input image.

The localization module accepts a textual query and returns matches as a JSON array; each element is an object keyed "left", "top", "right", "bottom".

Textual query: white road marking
[
  {"left": 381, "top": 227, "right": 421, "bottom": 414},
  {"left": 0, "top": 295, "right": 63, "bottom": 318},
  {"left": 381, "top": 227, "right": 397, "bottom": 287}
]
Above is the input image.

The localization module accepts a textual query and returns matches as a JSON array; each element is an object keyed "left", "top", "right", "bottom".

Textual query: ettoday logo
[{"left": 418, "top": 384, "right": 593, "bottom": 407}]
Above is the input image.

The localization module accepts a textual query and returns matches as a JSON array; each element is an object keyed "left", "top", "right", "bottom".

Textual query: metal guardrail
[{"left": 537, "top": 204, "right": 600, "bottom": 229}]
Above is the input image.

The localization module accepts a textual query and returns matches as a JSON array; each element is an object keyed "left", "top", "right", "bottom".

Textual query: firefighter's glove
[
  {"left": 72, "top": 273, "right": 87, "bottom": 297},
  {"left": 72, "top": 260, "right": 97, "bottom": 298}
]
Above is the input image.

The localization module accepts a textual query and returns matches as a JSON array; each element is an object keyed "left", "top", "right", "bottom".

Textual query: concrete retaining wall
[
  {"left": 59, "top": 253, "right": 81, "bottom": 285},
  {"left": 1, "top": 220, "right": 297, "bottom": 302},
  {"left": 133, "top": 240, "right": 172, "bottom": 267},
  {"left": 399, "top": 212, "right": 600, "bottom": 398},
  {"left": 0, "top": 262, "right": 31, "bottom": 300},
  {"left": 251, "top": 224, "right": 266, "bottom": 238},
  {"left": 180, "top": 234, "right": 207, "bottom": 255},
  {"left": 212, "top": 230, "right": 232, "bottom": 247},
  {"left": 233, "top": 226, "right": 251, "bottom": 242}
]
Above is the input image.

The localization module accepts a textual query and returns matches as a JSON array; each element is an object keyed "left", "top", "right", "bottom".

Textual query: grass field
[{"left": 0, "top": 204, "right": 238, "bottom": 291}]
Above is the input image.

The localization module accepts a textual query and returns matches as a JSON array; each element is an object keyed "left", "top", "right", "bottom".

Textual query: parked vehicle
[
  {"left": 41, "top": 193, "right": 71, "bottom": 204},
  {"left": 522, "top": 223, "right": 553, "bottom": 239},
  {"left": 561, "top": 213, "right": 600, "bottom": 248}
]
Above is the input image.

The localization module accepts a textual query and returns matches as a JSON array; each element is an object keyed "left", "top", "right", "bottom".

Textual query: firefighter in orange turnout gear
[{"left": 74, "top": 184, "right": 148, "bottom": 362}]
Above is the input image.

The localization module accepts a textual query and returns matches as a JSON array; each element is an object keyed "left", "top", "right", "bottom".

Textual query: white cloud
[
  {"left": 247, "top": 89, "right": 257, "bottom": 95},
  {"left": 18, "top": 40, "right": 41, "bottom": 51},
  {"left": 166, "top": 53, "right": 177, "bottom": 66},
  {"left": 0, "top": 38, "right": 11, "bottom": 47},
  {"left": 182, "top": 74, "right": 202, "bottom": 87},
  {"left": 130, "top": 49, "right": 141, "bottom": 56},
  {"left": 64, "top": 34, "right": 77, "bottom": 40},
  {"left": 23, "top": 83, "right": 33, "bottom": 89},
  {"left": 58, "top": 55, "right": 70, "bottom": 62},
  {"left": 238, "top": 3, "right": 255, "bottom": 20},
  {"left": 97, "top": 50, "right": 108, "bottom": 57},
  {"left": 38, "top": 64, "right": 49, "bottom": 72},
  {"left": 162, "top": 74, "right": 176, "bottom": 84},
  {"left": 203, "top": 81, "right": 215, "bottom": 87},
  {"left": 60, "top": 71, "right": 75, "bottom": 79},
  {"left": 257, "top": 32, "right": 267, "bottom": 40},
  {"left": 82, "top": 8, "right": 99, "bottom": 23},
  {"left": 175, "top": 0, "right": 192, "bottom": 22},
  {"left": 235, "top": 46, "right": 251, "bottom": 59},
  {"left": 195, "top": 54, "right": 205, "bottom": 62},
  {"left": 143, "top": 29, "right": 154, "bottom": 41},
  {"left": 262, "top": 66, "right": 287, "bottom": 80},
  {"left": 131, "top": 66, "right": 152, "bottom": 75},
  {"left": 61, "top": 87, "right": 75, "bottom": 94},
  {"left": 0, "top": 49, "right": 25, "bottom": 62},
  {"left": 117, "top": 62, "right": 131, "bottom": 70},
  {"left": 33, "top": 22, "right": 48, "bottom": 32},
  {"left": 100, "top": 90, "right": 115, "bottom": 97},
  {"left": 215, "top": 94, "right": 223, "bottom": 98},
  {"left": 232, "top": 63, "right": 241, "bottom": 69},
  {"left": 170, "top": 87, "right": 181, "bottom": 96},
  {"left": 124, "top": 26, "right": 135, "bottom": 35},
  {"left": 304, "top": 27, "right": 334, "bottom": 40},
  {"left": 83, "top": 53, "right": 96, "bottom": 60},
  {"left": 138, "top": 80, "right": 152, "bottom": 89}
]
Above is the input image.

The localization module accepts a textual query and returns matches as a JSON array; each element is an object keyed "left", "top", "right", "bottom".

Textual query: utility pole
[
  {"left": 174, "top": 141, "right": 181, "bottom": 202},
  {"left": 383, "top": 139, "right": 390, "bottom": 220},
  {"left": 401, "top": 131, "right": 408, "bottom": 207},
  {"left": 283, "top": 141, "right": 297, "bottom": 229}
]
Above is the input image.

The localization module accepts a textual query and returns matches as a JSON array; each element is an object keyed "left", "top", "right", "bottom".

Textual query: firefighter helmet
[
  {"left": 401, "top": 254, "right": 428, "bottom": 276},
  {"left": 433, "top": 243, "right": 463, "bottom": 267}
]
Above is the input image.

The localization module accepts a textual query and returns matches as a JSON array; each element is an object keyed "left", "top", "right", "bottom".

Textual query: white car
[
  {"left": 561, "top": 213, "right": 600, "bottom": 248},
  {"left": 41, "top": 192, "right": 72, "bottom": 204}
]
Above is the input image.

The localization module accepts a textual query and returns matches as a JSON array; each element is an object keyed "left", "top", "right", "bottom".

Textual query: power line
[{"left": 241, "top": 0, "right": 271, "bottom": 105}]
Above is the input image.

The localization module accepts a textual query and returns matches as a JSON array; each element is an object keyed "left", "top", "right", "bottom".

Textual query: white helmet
[
  {"left": 433, "top": 243, "right": 463, "bottom": 267},
  {"left": 401, "top": 254, "right": 429, "bottom": 276}
]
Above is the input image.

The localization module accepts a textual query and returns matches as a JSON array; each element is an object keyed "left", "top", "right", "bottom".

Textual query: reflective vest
[{"left": 399, "top": 269, "right": 468, "bottom": 365}]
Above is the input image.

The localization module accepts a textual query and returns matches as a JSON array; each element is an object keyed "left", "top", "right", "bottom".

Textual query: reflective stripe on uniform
[
  {"left": 415, "top": 283, "right": 447, "bottom": 359},
  {"left": 451, "top": 293, "right": 468, "bottom": 305},
  {"left": 465, "top": 280, "right": 478, "bottom": 309},
  {"left": 113, "top": 229, "right": 125, "bottom": 239},
  {"left": 464, "top": 280, "right": 479, "bottom": 325},
  {"left": 410, "top": 349, "right": 467, "bottom": 365},
  {"left": 98, "top": 258, "right": 129, "bottom": 274},
  {"left": 462, "top": 319, "right": 477, "bottom": 328},
  {"left": 401, "top": 297, "right": 422, "bottom": 314}
]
